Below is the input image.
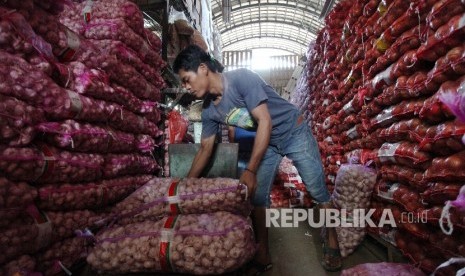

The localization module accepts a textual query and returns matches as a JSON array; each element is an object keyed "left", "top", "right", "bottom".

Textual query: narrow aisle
[{"left": 264, "top": 221, "right": 402, "bottom": 276}]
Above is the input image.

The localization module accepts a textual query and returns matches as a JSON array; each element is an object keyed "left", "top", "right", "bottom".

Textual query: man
[{"left": 173, "top": 45, "right": 342, "bottom": 274}]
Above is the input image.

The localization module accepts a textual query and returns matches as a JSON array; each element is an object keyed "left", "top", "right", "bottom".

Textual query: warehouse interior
[{"left": 1, "top": 0, "right": 465, "bottom": 275}]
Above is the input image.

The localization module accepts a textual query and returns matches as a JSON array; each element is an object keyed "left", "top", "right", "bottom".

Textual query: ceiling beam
[
  {"left": 223, "top": 38, "right": 306, "bottom": 55},
  {"left": 320, "top": 0, "right": 336, "bottom": 19},
  {"left": 222, "top": 34, "right": 312, "bottom": 52},
  {"left": 217, "top": 19, "right": 321, "bottom": 38},
  {"left": 211, "top": 0, "right": 322, "bottom": 14},
  {"left": 211, "top": 2, "right": 321, "bottom": 20}
]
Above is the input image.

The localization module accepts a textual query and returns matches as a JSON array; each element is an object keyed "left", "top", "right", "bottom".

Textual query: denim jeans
[{"left": 253, "top": 122, "right": 330, "bottom": 207}]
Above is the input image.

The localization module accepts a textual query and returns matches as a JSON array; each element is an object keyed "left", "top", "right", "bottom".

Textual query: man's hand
[{"left": 239, "top": 169, "right": 257, "bottom": 199}]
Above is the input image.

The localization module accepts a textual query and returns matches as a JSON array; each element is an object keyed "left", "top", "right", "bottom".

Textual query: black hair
[{"left": 173, "top": 44, "right": 224, "bottom": 74}]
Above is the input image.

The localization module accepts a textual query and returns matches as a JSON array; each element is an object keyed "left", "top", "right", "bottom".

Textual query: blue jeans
[{"left": 253, "top": 123, "right": 330, "bottom": 207}]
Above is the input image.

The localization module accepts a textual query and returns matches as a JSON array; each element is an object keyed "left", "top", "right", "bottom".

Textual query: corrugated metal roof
[{"left": 211, "top": 0, "right": 333, "bottom": 55}]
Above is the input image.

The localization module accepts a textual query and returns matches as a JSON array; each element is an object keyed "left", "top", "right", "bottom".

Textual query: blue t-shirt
[{"left": 201, "top": 68, "right": 300, "bottom": 146}]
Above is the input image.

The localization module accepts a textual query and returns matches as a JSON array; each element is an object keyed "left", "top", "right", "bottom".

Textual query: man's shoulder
[{"left": 225, "top": 68, "right": 254, "bottom": 78}]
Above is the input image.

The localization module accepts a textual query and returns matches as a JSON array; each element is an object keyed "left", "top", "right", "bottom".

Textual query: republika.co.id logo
[{"left": 265, "top": 208, "right": 428, "bottom": 228}]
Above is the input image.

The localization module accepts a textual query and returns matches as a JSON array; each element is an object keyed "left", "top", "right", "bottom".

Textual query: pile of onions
[
  {"left": 332, "top": 163, "right": 377, "bottom": 257},
  {"left": 0, "top": 219, "right": 41, "bottom": 264},
  {"left": 110, "top": 177, "right": 250, "bottom": 225},
  {"left": 0, "top": 145, "right": 104, "bottom": 184},
  {"left": 341, "top": 262, "right": 425, "bottom": 275},
  {"left": 107, "top": 106, "right": 162, "bottom": 138},
  {"left": 332, "top": 164, "right": 377, "bottom": 210},
  {"left": 106, "top": 59, "right": 161, "bottom": 101},
  {"left": 35, "top": 236, "right": 89, "bottom": 275},
  {"left": 0, "top": 255, "right": 37, "bottom": 275},
  {"left": 102, "top": 154, "right": 159, "bottom": 179},
  {"left": 1, "top": 206, "right": 100, "bottom": 264},
  {"left": 0, "top": 94, "right": 45, "bottom": 146},
  {"left": 90, "top": 39, "right": 165, "bottom": 86},
  {"left": 46, "top": 210, "right": 102, "bottom": 242},
  {"left": 87, "top": 212, "right": 255, "bottom": 275},
  {"left": 59, "top": 0, "right": 144, "bottom": 36},
  {"left": 37, "top": 120, "right": 155, "bottom": 154},
  {"left": 38, "top": 175, "right": 152, "bottom": 211},
  {"left": 0, "top": 177, "right": 37, "bottom": 208}
]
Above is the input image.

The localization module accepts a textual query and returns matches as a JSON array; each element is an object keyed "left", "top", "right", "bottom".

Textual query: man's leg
[
  {"left": 248, "top": 146, "right": 282, "bottom": 274},
  {"left": 252, "top": 207, "right": 270, "bottom": 264},
  {"left": 285, "top": 124, "right": 342, "bottom": 271}
]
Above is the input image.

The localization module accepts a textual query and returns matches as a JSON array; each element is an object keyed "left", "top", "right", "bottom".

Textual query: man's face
[{"left": 178, "top": 64, "right": 208, "bottom": 99}]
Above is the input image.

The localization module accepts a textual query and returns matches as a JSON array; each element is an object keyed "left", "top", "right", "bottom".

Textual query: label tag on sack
[
  {"left": 160, "top": 229, "right": 174, "bottom": 242},
  {"left": 377, "top": 182, "right": 400, "bottom": 201},
  {"left": 82, "top": 0, "right": 94, "bottom": 23},
  {"left": 37, "top": 144, "right": 56, "bottom": 182},
  {"left": 166, "top": 195, "right": 181, "bottom": 204},
  {"left": 67, "top": 90, "right": 83, "bottom": 119},
  {"left": 374, "top": 107, "right": 393, "bottom": 127},
  {"left": 167, "top": 181, "right": 181, "bottom": 215},
  {"left": 159, "top": 215, "right": 178, "bottom": 272},
  {"left": 26, "top": 205, "right": 52, "bottom": 249},
  {"left": 346, "top": 126, "right": 359, "bottom": 140},
  {"left": 378, "top": 142, "right": 400, "bottom": 163},
  {"left": 343, "top": 100, "right": 354, "bottom": 114},
  {"left": 59, "top": 29, "right": 80, "bottom": 62},
  {"left": 379, "top": 228, "right": 397, "bottom": 246}
]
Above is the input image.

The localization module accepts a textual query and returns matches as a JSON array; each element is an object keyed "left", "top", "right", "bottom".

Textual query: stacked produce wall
[
  {"left": 0, "top": 0, "right": 166, "bottom": 274},
  {"left": 299, "top": 0, "right": 465, "bottom": 274}
]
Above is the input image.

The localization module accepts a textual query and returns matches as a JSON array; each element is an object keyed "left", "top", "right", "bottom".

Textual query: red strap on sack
[{"left": 159, "top": 215, "right": 178, "bottom": 272}]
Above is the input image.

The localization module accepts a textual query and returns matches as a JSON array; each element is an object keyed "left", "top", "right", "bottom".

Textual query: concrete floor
[{"left": 264, "top": 223, "right": 406, "bottom": 276}]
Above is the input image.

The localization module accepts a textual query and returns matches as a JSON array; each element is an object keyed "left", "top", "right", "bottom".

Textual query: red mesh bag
[
  {"left": 420, "top": 205, "right": 465, "bottom": 230},
  {"left": 419, "top": 76, "right": 465, "bottom": 123},
  {"left": 413, "top": 121, "right": 465, "bottom": 155},
  {"left": 0, "top": 95, "right": 45, "bottom": 147},
  {"left": 379, "top": 164, "right": 427, "bottom": 190},
  {"left": 416, "top": 12, "right": 465, "bottom": 62},
  {"left": 0, "top": 145, "right": 104, "bottom": 184},
  {"left": 369, "top": 98, "right": 424, "bottom": 130},
  {"left": 37, "top": 175, "right": 152, "bottom": 211},
  {"left": 375, "top": 180, "right": 425, "bottom": 212},
  {"left": 102, "top": 153, "right": 159, "bottom": 179},
  {"left": 37, "top": 120, "right": 155, "bottom": 154},
  {"left": 0, "top": 177, "right": 37, "bottom": 209},
  {"left": 427, "top": 0, "right": 465, "bottom": 30},
  {"left": 422, "top": 182, "right": 462, "bottom": 205},
  {"left": 424, "top": 150, "right": 465, "bottom": 182},
  {"left": 427, "top": 45, "right": 465, "bottom": 86},
  {"left": 59, "top": 0, "right": 144, "bottom": 35},
  {"left": 378, "top": 118, "right": 426, "bottom": 143},
  {"left": 373, "top": 0, "right": 413, "bottom": 36},
  {"left": 35, "top": 236, "right": 89, "bottom": 276},
  {"left": 376, "top": 142, "right": 432, "bottom": 169},
  {"left": 395, "top": 231, "right": 458, "bottom": 275}
]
